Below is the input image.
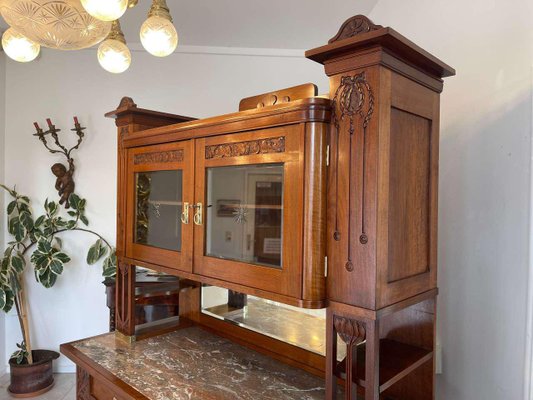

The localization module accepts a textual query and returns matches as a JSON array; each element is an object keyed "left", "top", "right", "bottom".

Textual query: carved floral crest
[{"left": 329, "top": 15, "right": 382, "bottom": 43}]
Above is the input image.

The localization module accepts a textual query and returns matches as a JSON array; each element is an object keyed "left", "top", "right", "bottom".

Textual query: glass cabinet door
[
  {"left": 126, "top": 141, "right": 194, "bottom": 272},
  {"left": 193, "top": 127, "right": 304, "bottom": 298},
  {"left": 205, "top": 164, "right": 284, "bottom": 268},
  {"left": 135, "top": 170, "right": 183, "bottom": 252}
]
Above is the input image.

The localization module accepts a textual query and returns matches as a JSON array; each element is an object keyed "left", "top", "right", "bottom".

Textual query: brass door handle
[
  {"left": 193, "top": 203, "right": 203, "bottom": 226},
  {"left": 181, "top": 202, "right": 190, "bottom": 224}
]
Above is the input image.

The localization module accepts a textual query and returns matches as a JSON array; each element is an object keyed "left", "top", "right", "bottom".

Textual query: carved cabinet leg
[
  {"left": 115, "top": 262, "right": 136, "bottom": 337},
  {"left": 76, "top": 367, "right": 94, "bottom": 400},
  {"left": 326, "top": 310, "right": 368, "bottom": 400},
  {"left": 326, "top": 309, "right": 337, "bottom": 399},
  {"left": 364, "top": 320, "right": 380, "bottom": 400},
  {"left": 326, "top": 311, "right": 381, "bottom": 400}
]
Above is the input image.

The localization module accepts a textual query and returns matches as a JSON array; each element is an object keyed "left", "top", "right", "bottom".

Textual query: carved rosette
[
  {"left": 331, "top": 72, "right": 374, "bottom": 272},
  {"left": 205, "top": 137, "right": 285, "bottom": 159},
  {"left": 329, "top": 15, "right": 382, "bottom": 43},
  {"left": 134, "top": 149, "right": 184, "bottom": 165}
]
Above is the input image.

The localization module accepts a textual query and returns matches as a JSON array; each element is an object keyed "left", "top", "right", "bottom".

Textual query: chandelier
[{"left": 0, "top": 0, "right": 178, "bottom": 74}]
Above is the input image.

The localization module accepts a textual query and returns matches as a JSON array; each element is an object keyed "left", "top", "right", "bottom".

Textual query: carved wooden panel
[
  {"left": 205, "top": 137, "right": 285, "bottom": 159},
  {"left": 387, "top": 108, "right": 431, "bottom": 282},
  {"left": 115, "top": 262, "right": 135, "bottom": 336},
  {"left": 331, "top": 72, "right": 375, "bottom": 272},
  {"left": 329, "top": 15, "right": 383, "bottom": 44},
  {"left": 76, "top": 367, "right": 95, "bottom": 400},
  {"left": 133, "top": 149, "right": 184, "bottom": 165}
]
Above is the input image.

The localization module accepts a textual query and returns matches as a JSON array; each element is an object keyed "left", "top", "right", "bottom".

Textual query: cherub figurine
[
  {"left": 51, "top": 159, "right": 75, "bottom": 208},
  {"left": 33, "top": 117, "right": 86, "bottom": 209}
]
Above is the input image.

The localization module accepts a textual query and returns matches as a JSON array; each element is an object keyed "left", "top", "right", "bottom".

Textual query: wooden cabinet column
[
  {"left": 105, "top": 97, "right": 195, "bottom": 337},
  {"left": 307, "top": 15, "right": 455, "bottom": 399}
]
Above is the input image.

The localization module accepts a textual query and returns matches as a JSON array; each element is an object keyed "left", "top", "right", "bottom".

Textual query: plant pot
[{"left": 8, "top": 350, "right": 60, "bottom": 398}]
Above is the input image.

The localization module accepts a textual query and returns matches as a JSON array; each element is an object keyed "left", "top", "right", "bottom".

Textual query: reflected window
[{"left": 205, "top": 164, "right": 284, "bottom": 268}]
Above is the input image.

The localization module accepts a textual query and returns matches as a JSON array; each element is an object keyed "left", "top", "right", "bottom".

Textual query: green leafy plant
[
  {"left": 10, "top": 342, "right": 30, "bottom": 365},
  {"left": 0, "top": 184, "right": 115, "bottom": 364}
]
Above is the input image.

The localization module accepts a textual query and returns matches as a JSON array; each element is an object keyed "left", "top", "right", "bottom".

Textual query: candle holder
[{"left": 33, "top": 117, "right": 87, "bottom": 208}]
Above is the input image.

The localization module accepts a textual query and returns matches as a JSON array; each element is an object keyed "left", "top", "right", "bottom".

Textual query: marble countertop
[{"left": 72, "top": 326, "right": 335, "bottom": 400}]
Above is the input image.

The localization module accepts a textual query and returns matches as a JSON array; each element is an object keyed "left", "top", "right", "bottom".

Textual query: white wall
[
  {"left": 369, "top": 0, "right": 533, "bottom": 399},
  {"left": 2, "top": 46, "right": 327, "bottom": 372},
  {"left": 2, "top": 2, "right": 533, "bottom": 397},
  {"left": 0, "top": 52, "right": 6, "bottom": 375}
]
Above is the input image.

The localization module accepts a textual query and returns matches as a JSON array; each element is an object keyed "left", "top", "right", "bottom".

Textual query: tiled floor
[{"left": 0, "top": 374, "right": 75, "bottom": 400}]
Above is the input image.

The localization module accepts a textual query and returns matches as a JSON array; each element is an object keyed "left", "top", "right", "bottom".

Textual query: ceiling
[{"left": 0, "top": 0, "right": 380, "bottom": 50}]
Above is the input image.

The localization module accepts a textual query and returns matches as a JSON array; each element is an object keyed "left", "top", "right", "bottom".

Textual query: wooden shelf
[{"left": 337, "top": 339, "right": 433, "bottom": 393}]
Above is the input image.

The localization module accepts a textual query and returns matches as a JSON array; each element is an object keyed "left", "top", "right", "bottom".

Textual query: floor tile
[{"left": 0, "top": 373, "right": 75, "bottom": 400}]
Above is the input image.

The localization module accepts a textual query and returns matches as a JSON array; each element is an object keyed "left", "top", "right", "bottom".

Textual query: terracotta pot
[{"left": 8, "top": 350, "right": 60, "bottom": 398}]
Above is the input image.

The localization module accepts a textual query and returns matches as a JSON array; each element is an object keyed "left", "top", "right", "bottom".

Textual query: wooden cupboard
[
  {"left": 62, "top": 14, "right": 455, "bottom": 400},
  {"left": 109, "top": 93, "right": 329, "bottom": 310}
]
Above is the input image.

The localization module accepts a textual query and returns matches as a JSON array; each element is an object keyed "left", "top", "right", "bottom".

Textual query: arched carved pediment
[{"left": 329, "top": 15, "right": 383, "bottom": 44}]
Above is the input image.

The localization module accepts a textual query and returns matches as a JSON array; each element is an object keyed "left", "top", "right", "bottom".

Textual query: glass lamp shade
[
  {"left": 0, "top": 0, "right": 112, "bottom": 50},
  {"left": 1, "top": 28, "right": 40, "bottom": 62},
  {"left": 97, "top": 39, "right": 131, "bottom": 73},
  {"left": 80, "top": 0, "right": 128, "bottom": 22},
  {"left": 140, "top": 15, "right": 178, "bottom": 57}
]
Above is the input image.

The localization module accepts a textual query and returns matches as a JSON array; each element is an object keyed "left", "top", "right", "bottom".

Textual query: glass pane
[
  {"left": 205, "top": 163, "right": 284, "bottom": 269},
  {"left": 200, "top": 286, "right": 343, "bottom": 358},
  {"left": 135, "top": 170, "right": 183, "bottom": 251}
]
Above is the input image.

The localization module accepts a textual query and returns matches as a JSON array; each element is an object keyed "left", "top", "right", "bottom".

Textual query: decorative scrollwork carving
[
  {"left": 333, "top": 316, "right": 366, "bottom": 346},
  {"left": 329, "top": 15, "right": 382, "bottom": 44},
  {"left": 331, "top": 72, "right": 375, "bottom": 271},
  {"left": 120, "top": 126, "right": 129, "bottom": 138},
  {"left": 134, "top": 150, "right": 184, "bottom": 165},
  {"left": 115, "top": 263, "right": 133, "bottom": 335},
  {"left": 205, "top": 137, "right": 285, "bottom": 159}
]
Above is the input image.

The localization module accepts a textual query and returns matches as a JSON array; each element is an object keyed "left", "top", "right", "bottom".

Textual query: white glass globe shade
[
  {"left": 1, "top": 28, "right": 40, "bottom": 62},
  {"left": 140, "top": 16, "right": 178, "bottom": 57},
  {"left": 80, "top": 0, "right": 128, "bottom": 22},
  {"left": 97, "top": 39, "right": 131, "bottom": 73}
]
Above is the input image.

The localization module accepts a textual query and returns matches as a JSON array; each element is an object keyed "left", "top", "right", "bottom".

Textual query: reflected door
[
  {"left": 194, "top": 127, "right": 304, "bottom": 299},
  {"left": 126, "top": 141, "right": 194, "bottom": 272}
]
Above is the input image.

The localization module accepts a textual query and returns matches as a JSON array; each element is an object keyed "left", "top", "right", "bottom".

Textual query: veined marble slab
[{"left": 72, "top": 326, "right": 335, "bottom": 400}]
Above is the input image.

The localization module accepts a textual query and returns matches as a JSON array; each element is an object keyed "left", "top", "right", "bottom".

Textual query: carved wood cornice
[
  {"left": 329, "top": 15, "right": 383, "bottom": 44},
  {"left": 205, "top": 137, "right": 285, "bottom": 160}
]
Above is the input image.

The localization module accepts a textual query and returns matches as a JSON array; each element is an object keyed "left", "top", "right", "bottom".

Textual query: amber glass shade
[{"left": 0, "top": 0, "right": 111, "bottom": 50}]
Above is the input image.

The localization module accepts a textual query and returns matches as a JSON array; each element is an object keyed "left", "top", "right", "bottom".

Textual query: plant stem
[
  {"left": 55, "top": 227, "right": 113, "bottom": 249},
  {"left": 21, "top": 227, "right": 113, "bottom": 257}
]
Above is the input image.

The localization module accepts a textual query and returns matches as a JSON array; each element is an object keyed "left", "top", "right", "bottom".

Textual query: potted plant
[{"left": 0, "top": 184, "right": 115, "bottom": 397}]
